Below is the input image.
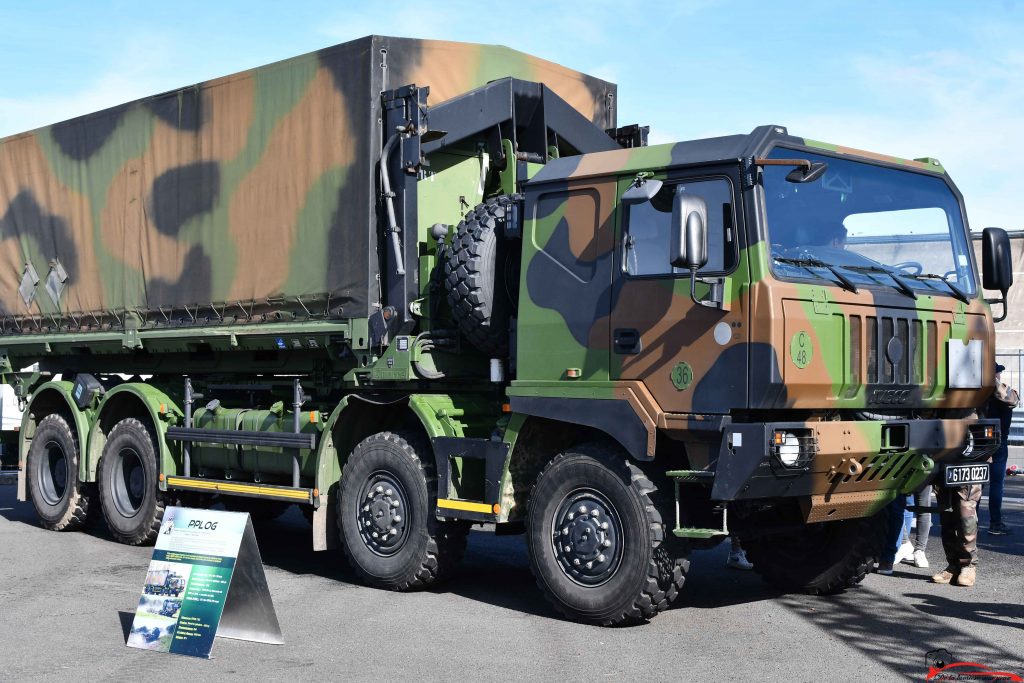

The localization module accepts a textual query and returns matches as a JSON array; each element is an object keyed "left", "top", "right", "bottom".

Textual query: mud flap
[{"left": 431, "top": 437, "right": 509, "bottom": 522}]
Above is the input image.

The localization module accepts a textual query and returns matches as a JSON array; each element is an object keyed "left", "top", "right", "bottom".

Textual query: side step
[
  {"left": 165, "top": 476, "right": 315, "bottom": 504},
  {"left": 667, "top": 469, "right": 729, "bottom": 539},
  {"left": 665, "top": 469, "right": 715, "bottom": 483},
  {"left": 673, "top": 527, "right": 730, "bottom": 539}
]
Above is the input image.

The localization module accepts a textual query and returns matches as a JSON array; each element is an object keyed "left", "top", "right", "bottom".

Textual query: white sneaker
[
  {"left": 727, "top": 549, "right": 753, "bottom": 570},
  {"left": 895, "top": 541, "right": 915, "bottom": 565},
  {"left": 912, "top": 549, "right": 929, "bottom": 569}
]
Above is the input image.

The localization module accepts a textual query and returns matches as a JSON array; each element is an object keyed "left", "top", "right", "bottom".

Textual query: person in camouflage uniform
[{"left": 931, "top": 483, "right": 982, "bottom": 586}]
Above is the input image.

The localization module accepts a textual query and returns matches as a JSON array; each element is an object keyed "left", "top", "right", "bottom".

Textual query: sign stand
[
  {"left": 127, "top": 507, "right": 283, "bottom": 658},
  {"left": 216, "top": 520, "right": 283, "bottom": 645}
]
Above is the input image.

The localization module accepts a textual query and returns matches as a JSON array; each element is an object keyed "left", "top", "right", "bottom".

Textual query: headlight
[{"left": 774, "top": 431, "right": 801, "bottom": 466}]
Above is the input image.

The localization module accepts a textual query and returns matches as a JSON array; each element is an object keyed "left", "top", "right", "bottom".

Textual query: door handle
[{"left": 614, "top": 328, "right": 642, "bottom": 354}]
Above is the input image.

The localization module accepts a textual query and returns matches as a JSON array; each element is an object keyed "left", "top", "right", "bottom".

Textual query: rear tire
[
  {"left": 338, "top": 431, "right": 469, "bottom": 590},
  {"left": 526, "top": 443, "right": 687, "bottom": 625},
  {"left": 26, "top": 413, "right": 92, "bottom": 531},
  {"left": 98, "top": 418, "right": 164, "bottom": 546},
  {"left": 742, "top": 511, "right": 887, "bottom": 595}
]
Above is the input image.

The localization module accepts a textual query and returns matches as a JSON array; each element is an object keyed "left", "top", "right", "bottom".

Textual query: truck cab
[{"left": 512, "top": 124, "right": 1011, "bottom": 526}]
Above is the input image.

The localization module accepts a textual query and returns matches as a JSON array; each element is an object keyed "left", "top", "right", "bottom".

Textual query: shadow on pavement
[
  {"left": 0, "top": 483, "right": 36, "bottom": 526},
  {"left": 118, "top": 610, "right": 134, "bottom": 643},
  {"left": 253, "top": 518, "right": 562, "bottom": 620},
  {"left": 906, "top": 593, "right": 1024, "bottom": 631},
  {"left": 780, "top": 585, "right": 1022, "bottom": 679}
]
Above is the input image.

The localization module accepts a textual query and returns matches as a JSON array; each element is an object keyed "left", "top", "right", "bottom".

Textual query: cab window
[{"left": 624, "top": 178, "right": 735, "bottom": 277}]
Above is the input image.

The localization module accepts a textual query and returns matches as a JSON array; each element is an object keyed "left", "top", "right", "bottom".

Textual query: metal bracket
[
  {"left": 953, "top": 302, "right": 966, "bottom": 326},
  {"left": 44, "top": 259, "right": 68, "bottom": 308},
  {"left": 811, "top": 287, "right": 832, "bottom": 315},
  {"left": 18, "top": 262, "right": 39, "bottom": 307}
]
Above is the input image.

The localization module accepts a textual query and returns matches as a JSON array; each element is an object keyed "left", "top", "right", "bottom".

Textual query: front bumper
[{"left": 711, "top": 417, "right": 999, "bottom": 522}]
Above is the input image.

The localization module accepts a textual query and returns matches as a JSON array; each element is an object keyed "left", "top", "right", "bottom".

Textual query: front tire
[
  {"left": 526, "top": 443, "right": 686, "bottom": 625},
  {"left": 97, "top": 418, "right": 164, "bottom": 545},
  {"left": 338, "top": 431, "right": 469, "bottom": 591},
  {"left": 26, "top": 413, "right": 92, "bottom": 531},
  {"left": 741, "top": 511, "right": 887, "bottom": 595}
]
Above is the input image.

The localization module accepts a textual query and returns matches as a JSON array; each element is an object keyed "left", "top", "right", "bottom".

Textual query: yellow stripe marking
[
  {"left": 437, "top": 498, "right": 493, "bottom": 514},
  {"left": 166, "top": 477, "right": 311, "bottom": 501}
]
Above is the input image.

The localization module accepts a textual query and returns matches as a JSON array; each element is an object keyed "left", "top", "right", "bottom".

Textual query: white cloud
[
  {"left": 786, "top": 48, "right": 1024, "bottom": 231},
  {"left": 0, "top": 33, "right": 180, "bottom": 137}
]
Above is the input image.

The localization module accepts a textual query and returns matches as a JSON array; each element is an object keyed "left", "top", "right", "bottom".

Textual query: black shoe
[{"left": 988, "top": 522, "right": 1012, "bottom": 535}]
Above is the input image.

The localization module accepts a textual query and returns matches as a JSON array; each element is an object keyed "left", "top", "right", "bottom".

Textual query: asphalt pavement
[{"left": 1, "top": 478, "right": 1021, "bottom": 681}]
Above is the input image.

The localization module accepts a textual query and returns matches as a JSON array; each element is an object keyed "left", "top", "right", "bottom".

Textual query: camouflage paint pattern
[
  {"left": 0, "top": 35, "right": 614, "bottom": 334},
  {"left": 510, "top": 128, "right": 998, "bottom": 519},
  {"left": 935, "top": 482, "right": 981, "bottom": 568}
]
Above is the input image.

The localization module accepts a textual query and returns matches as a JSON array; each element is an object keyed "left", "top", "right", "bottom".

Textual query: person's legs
[
  {"left": 933, "top": 485, "right": 962, "bottom": 583},
  {"left": 727, "top": 535, "right": 753, "bottom": 570},
  {"left": 879, "top": 495, "right": 906, "bottom": 574},
  {"left": 914, "top": 488, "right": 932, "bottom": 552},
  {"left": 959, "top": 484, "right": 981, "bottom": 567},
  {"left": 902, "top": 495, "right": 913, "bottom": 543},
  {"left": 954, "top": 484, "right": 981, "bottom": 586},
  {"left": 989, "top": 441, "right": 1009, "bottom": 530},
  {"left": 895, "top": 495, "right": 915, "bottom": 563}
]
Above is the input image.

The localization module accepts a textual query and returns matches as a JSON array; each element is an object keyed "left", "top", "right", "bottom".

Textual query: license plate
[{"left": 944, "top": 463, "right": 989, "bottom": 486}]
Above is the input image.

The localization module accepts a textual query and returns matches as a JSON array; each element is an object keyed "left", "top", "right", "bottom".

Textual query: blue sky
[{"left": 1, "top": 1, "right": 1021, "bottom": 230}]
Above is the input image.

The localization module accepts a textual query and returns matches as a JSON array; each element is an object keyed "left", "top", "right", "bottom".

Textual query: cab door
[{"left": 609, "top": 169, "right": 750, "bottom": 414}]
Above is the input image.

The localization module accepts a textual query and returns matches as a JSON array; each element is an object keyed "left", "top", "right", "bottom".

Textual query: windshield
[{"left": 763, "top": 148, "right": 977, "bottom": 297}]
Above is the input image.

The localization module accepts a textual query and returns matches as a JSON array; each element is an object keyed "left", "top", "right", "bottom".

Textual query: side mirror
[
  {"left": 982, "top": 227, "right": 1013, "bottom": 292},
  {"left": 785, "top": 161, "right": 828, "bottom": 184},
  {"left": 982, "top": 227, "right": 1013, "bottom": 322},
  {"left": 621, "top": 178, "right": 663, "bottom": 205},
  {"left": 670, "top": 189, "right": 708, "bottom": 270}
]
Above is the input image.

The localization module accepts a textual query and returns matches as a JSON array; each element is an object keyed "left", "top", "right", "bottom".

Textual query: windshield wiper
[
  {"left": 773, "top": 256, "right": 859, "bottom": 293},
  {"left": 843, "top": 264, "right": 918, "bottom": 300},
  {"left": 906, "top": 273, "right": 970, "bottom": 304}
]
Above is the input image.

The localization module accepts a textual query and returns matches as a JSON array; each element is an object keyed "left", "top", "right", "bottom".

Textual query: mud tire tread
[
  {"left": 527, "top": 443, "right": 688, "bottom": 626},
  {"left": 742, "top": 511, "right": 887, "bottom": 595},
  {"left": 443, "top": 195, "right": 520, "bottom": 356},
  {"left": 26, "top": 413, "right": 92, "bottom": 532},
  {"left": 97, "top": 418, "right": 165, "bottom": 546},
  {"left": 338, "top": 430, "right": 469, "bottom": 591}
]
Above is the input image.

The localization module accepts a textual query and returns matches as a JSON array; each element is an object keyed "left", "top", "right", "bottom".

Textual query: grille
[{"left": 848, "top": 312, "right": 947, "bottom": 393}]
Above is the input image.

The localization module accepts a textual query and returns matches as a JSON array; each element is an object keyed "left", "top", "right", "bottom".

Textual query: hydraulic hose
[{"left": 380, "top": 127, "right": 405, "bottom": 276}]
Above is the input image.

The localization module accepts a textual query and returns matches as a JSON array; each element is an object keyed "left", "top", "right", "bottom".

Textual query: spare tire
[{"left": 444, "top": 195, "right": 520, "bottom": 356}]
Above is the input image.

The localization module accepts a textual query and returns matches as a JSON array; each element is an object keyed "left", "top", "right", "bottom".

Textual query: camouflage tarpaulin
[{"left": 0, "top": 35, "right": 615, "bottom": 324}]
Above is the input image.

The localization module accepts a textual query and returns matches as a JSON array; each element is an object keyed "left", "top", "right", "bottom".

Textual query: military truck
[
  {"left": 144, "top": 569, "right": 186, "bottom": 597},
  {"left": 3, "top": 35, "right": 1014, "bottom": 625},
  {"left": 158, "top": 598, "right": 183, "bottom": 618}
]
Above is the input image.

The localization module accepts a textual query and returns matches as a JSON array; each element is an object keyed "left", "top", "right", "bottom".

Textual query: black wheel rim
[
  {"left": 356, "top": 470, "right": 410, "bottom": 557},
  {"left": 551, "top": 488, "right": 623, "bottom": 587},
  {"left": 112, "top": 447, "right": 146, "bottom": 518},
  {"left": 37, "top": 440, "right": 68, "bottom": 506}
]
